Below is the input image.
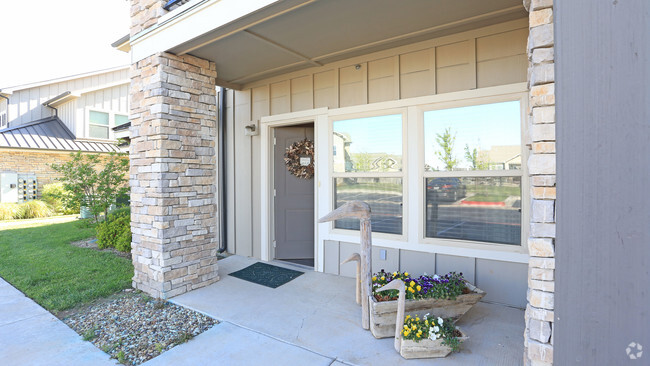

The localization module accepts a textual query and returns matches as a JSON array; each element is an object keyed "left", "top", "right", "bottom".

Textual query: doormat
[{"left": 228, "top": 262, "right": 304, "bottom": 288}]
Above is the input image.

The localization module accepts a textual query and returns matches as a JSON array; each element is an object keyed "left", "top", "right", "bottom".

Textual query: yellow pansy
[
  {"left": 404, "top": 272, "right": 409, "bottom": 276},
  {"left": 381, "top": 276, "right": 385, "bottom": 281},
  {"left": 417, "top": 285, "right": 422, "bottom": 291},
  {"left": 416, "top": 317, "right": 420, "bottom": 322},
  {"left": 406, "top": 315, "right": 411, "bottom": 319},
  {"left": 411, "top": 325, "right": 417, "bottom": 330},
  {"left": 372, "top": 276, "right": 376, "bottom": 281},
  {"left": 410, "top": 281, "right": 415, "bottom": 287}
]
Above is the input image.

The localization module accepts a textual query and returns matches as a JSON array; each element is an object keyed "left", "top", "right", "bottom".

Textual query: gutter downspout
[
  {"left": 0, "top": 94, "right": 10, "bottom": 125},
  {"left": 218, "top": 87, "right": 228, "bottom": 253}
]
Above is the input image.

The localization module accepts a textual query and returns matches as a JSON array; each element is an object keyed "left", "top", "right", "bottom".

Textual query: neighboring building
[
  {"left": 122, "top": 1, "right": 649, "bottom": 365},
  {"left": 0, "top": 68, "right": 127, "bottom": 202}
]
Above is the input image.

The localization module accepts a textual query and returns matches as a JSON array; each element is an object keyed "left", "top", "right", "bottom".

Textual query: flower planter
[
  {"left": 399, "top": 329, "right": 469, "bottom": 359},
  {"left": 369, "top": 283, "right": 485, "bottom": 338}
]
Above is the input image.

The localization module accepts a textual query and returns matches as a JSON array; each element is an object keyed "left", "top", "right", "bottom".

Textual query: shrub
[
  {"left": 97, "top": 208, "right": 131, "bottom": 252},
  {"left": 50, "top": 151, "right": 129, "bottom": 222},
  {"left": 42, "top": 182, "right": 79, "bottom": 214},
  {"left": 0, "top": 203, "right": 20, "bottom": 220},
  {"left": 0, "top": 201, "right": 54, "bottom": 220},
  {"left": 16, "top": 200, "right": 55, "bottom": 219}
]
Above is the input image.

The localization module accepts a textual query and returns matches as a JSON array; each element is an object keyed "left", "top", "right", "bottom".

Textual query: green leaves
[
  {"left": 435, "top": 127, "right": 458, "bottom": 171},
  {"left": 50, "top": 152, "right": 129, "bottom": 222}
]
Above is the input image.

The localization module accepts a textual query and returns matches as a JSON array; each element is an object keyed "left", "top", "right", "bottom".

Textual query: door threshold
[{"left": 274, "top": 259, "right": 314, "bottom": 270}]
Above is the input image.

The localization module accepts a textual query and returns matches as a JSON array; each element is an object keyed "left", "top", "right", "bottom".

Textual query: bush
[
  {"left": 16, "top": 200, "right": 55, "bottom": 219},
  {"left": 0, "top": 203, "right": 20, "bottom": 220},
  {"left": 0, "top": 201, "right": 54, "bottom": 220},
  {"left": 42, "top": 182, "right": 79, "bottom": 214},
  {"left": 97, "top": 208, "right": 131, "bottom": 252}
]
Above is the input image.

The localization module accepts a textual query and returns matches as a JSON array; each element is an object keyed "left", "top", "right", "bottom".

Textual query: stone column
[
  {"left": 129, "top": 0, "right": 219, "bottom": 299},
  {"left": 524, "top": 0, "right": 555, "bottom": 365}
]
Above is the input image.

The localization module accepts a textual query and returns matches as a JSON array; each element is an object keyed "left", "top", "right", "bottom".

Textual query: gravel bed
[{"left": 64, "top": 291, "right": 218, "bottom": 365}]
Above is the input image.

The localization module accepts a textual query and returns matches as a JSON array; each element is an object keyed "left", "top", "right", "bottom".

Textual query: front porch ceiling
[{"left": 167, "top": 0, "right": 527, "bottom": 88}]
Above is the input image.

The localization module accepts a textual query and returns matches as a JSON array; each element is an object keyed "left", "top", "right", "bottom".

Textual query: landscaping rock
[{"left": 63, "top": 292, "right": 217, "bottom": 365}]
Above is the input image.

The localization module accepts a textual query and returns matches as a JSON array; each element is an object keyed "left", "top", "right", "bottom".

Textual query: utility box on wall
[
  {"left": 0, "top": 172, "right": 18, "bottom": 203},
  {"left": 17, "top": 175, "right": 38, "bottom": 203}
]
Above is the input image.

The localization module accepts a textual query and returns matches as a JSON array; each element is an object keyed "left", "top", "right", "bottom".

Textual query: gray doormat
[{"left": 228, "top": 262, "right": 304, "bottom": 288}]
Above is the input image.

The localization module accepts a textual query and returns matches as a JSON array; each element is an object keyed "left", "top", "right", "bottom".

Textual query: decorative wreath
[{"left": 284, "top": 138, "right": 315, "bottom": 179}]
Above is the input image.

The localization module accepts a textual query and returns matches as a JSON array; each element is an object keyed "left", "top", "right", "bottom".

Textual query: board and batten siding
[
  {"left": 222, "top": 19, "right": 528, "bottom": 270},
  {"left": 3, "top": 68, "right": 129, "bottom": 137}
]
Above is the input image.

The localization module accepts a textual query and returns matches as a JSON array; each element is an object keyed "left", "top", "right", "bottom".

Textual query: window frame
[
  {"left": 329, "top": 108, "right": 409, "bottom": 240},
  {"left": 85, "top": 108, "right": 128, "bottom": 140},
  {"left": 418, "top": 93, "right": 529, "bottom": 249}
]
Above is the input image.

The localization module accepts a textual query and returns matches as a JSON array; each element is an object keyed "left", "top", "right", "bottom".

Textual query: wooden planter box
[
  {"left": 369, "top": 283, "right": 485, "bottom": 339},
  {"left": 399, "top": 329, "right": 468, "bottom": 359}
]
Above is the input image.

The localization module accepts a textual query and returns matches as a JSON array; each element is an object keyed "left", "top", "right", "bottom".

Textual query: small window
[
  {"left": 89, "top": 111, "right": 109, "bottom": 139},
  {"left": 115, "top": 114, "right": 129, "bottom": 126}
]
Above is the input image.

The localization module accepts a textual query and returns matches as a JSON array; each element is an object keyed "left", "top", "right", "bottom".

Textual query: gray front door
[{"left": 273, "top": 125, "right": 314, "bottom": 261}]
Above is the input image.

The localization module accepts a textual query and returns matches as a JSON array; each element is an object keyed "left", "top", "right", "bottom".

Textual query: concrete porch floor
[{"left": 147, "top": 255, "right": 524, "bottom": 366}]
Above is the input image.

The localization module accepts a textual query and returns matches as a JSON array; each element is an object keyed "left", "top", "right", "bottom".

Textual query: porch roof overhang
[{"left": 130, "top": 0, "right": 527, "bottom": 89}]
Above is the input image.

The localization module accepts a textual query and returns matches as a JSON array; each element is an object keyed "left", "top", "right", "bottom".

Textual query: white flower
[
  {"left": 433, "top": 274, "right": 440, "bottom": 280},
  {"left": 437, "top": 317, "right": 444, "bottom": 325},
  {"left": 433, "top": 326, "right": 440, "bottom": 333}
]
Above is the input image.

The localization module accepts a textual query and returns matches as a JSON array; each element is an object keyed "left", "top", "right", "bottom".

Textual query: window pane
[
  {"left": 89, "top": 111, "right": 109, "bottom": 125},
  {"left": 89, "top": 125, "right": 109, "bottom": 139},
  {"left": 424, "top": 101, "right": 521, "bottom": 172},
  {"left": 425, "top": 176, "right": 521, "bottom": 245},
  {"left": 333, "top": 114, "right": 402, "bottom": 172},
  {"left": 115, "top": 114, "right": 129, "bottom": 126},
  {"left": 334, "top": 178, "right": 402, "bottom": 235}
]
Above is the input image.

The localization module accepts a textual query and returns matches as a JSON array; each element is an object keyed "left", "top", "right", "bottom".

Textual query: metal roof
[{"left": 0, "top": 117, "right": 120, "bottom": 153}]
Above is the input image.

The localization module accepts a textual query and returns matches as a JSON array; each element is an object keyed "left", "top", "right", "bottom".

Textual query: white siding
[
  {"left": 58, "top": 100, "right": 76, "bottom": 133},
  {"left": 3, "top": 68, "right": 129, "bottom": 138}
]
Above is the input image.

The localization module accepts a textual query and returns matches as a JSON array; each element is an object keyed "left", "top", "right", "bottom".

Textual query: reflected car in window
[{"left": 426, "top": 177, "right": 466, "bottom": 202}]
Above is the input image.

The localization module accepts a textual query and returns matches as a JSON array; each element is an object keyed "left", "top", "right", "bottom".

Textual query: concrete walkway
[
  {"left": 0, "top": 278, "right": 117, "bottom": 366},
  {"left": 0, "top": 255, "right": 525, "bottom": 365},
  {"left": 151, "top": 255, "right": 525, "bottom": 366}
]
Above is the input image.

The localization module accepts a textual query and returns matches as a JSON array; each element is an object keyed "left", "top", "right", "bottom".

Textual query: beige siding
[
  {"left": 225, "top": 19, "right": 529, "bottom": 259},
  {"left": 368, "top": 56, "right": 398, "bottom": 103},
  {"left": 476, "top": 28, "right": 528, "bottom": 88},
  {"left": 400, "top": 49, "right": 436, "bottom": 98}
]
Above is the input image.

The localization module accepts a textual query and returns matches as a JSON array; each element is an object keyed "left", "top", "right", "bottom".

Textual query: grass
[{"left": 0, "top": 220, "right": 133, "bottom": 312}]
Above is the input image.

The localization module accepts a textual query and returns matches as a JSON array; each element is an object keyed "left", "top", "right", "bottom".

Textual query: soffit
[{"left": 168, "top": 0, "right": 526, "bottom": 87}]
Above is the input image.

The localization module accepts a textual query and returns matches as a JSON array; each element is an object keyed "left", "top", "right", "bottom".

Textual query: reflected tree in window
[{"left": 434, "top": 127, "right": 459, "bottom": 171}]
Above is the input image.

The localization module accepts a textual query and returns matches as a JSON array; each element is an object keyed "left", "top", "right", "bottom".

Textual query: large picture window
[
  {"left": 423, "top": 101, "right": 522, "bottom": 245},
  {"left": 332, "top": 114, "right": 403, "bottom": 235}
]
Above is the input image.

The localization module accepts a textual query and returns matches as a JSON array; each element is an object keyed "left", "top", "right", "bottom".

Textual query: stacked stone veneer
[
  {"left": 129, "top": 51, "right": 219, "bottom": 298},
  {"left": 524, "top": 0, "right": 555, "bottom": 365}
]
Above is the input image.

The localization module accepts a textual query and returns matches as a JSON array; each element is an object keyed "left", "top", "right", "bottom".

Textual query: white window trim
[
  {"left": 417, "top": 93, "right": 530, "bottom": 251},
  {"left": 323, "top": 84, "right": 529, "bottom": 263},
  {"left": 85, "top": 108, "right": 128, "bottom": 141},
  {"left": 329, "top": 108, "right": 409, "bottom": 241}
]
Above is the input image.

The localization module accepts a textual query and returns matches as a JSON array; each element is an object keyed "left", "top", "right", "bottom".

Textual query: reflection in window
[
  {"left": 334, "top": 178, "right": 402, "bottom": 235},
  {"left": 333, "top": 114, "right": 402, "bottom": 173},
  {"left": 115, "top": 114, "right": 130, "bottom": 126},
  {"left": 423, "top": 101, "right": 521, "bottom": 172},
  {"left": 89, "top": 110, "right": 109, "bottom": 139},
  {"left": 425, "top": 176, "right": 521, "bottom": 245}
]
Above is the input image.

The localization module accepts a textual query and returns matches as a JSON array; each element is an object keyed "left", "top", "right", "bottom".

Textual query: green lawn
[{"left": 0, "top": 220, "right": 133, "bottom": 312}]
